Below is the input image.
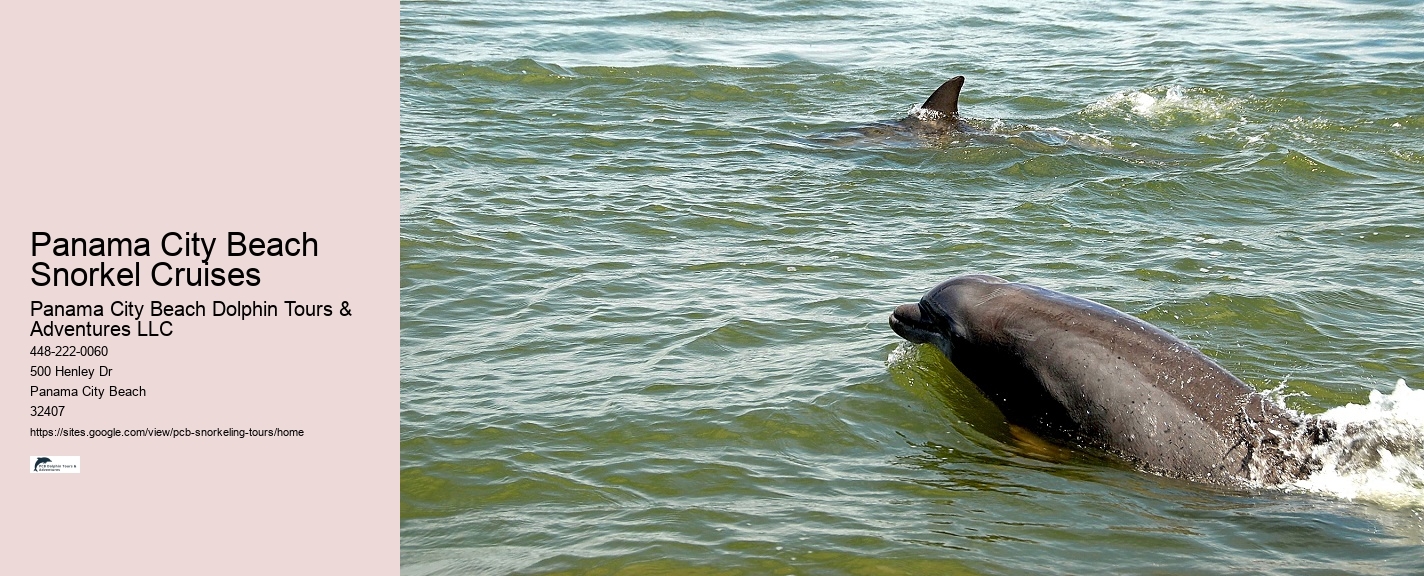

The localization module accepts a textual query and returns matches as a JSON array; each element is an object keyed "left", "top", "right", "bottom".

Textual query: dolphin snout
[{"left": 889, "top": 302, "right": 927, "bottom": 342}]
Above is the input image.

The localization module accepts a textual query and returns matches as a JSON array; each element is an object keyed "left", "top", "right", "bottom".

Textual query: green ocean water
[{"left": 401, "top": 1, "right": 1424, "bottom": 573}]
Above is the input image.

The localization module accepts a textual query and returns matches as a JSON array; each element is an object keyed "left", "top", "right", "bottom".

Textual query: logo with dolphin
[{"left": 30, "top": 455, "right": 80, "bottom": 473}]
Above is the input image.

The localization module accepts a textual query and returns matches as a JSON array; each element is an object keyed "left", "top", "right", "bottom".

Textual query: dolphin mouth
[{"left": 889, "top": 302, "right": 935, "bottom": 343}]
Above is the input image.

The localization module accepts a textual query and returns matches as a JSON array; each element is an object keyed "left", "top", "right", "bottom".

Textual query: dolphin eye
[
  {"left": 921, "top": 300, "right": 969, "bottom": 339},
  {"left": 920, "top": 301, "right": 950, "bottom": 326}
]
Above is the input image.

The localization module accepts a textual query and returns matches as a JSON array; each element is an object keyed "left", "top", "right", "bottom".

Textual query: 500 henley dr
[{"left": 30, "top": 232, "right": 318, "bottom": 287}]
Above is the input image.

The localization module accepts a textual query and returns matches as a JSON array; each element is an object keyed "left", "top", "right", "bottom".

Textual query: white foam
[
  {"left": 904, "top": 104, "right": 948, "bottom": 122},
  {"left": 1292, "top": 379, "right": 1424, "bottom": 508},
  {"left": 1086, "top": 85, "right": 1239, "bottom": 122},
  {"left": 885, "top": 341, "right": 916, "bottom": 367},
  {"left": 1130, "top": 92, "right": 1158, "bottom": 116}
]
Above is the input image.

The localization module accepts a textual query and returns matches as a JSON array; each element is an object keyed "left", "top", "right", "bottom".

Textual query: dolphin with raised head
[{"left": 889, "top": 274, "right": 1329, "bottom": 486}]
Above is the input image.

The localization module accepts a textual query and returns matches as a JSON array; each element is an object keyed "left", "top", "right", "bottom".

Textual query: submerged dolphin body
[{"left": 890, "top": 274, "right": 1330, "bottom": 486}]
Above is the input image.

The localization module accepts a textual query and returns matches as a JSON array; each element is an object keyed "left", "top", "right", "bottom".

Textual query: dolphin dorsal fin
[{"left": 921, "top": 76, "right": 965, "bottom": 117}]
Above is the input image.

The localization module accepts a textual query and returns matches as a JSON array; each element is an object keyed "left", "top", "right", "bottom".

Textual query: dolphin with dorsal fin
[
  {"left": 919, "top": 76, "right": 965, "bottom": 118},
  {"left": 840, "top": 76, "right": 1157, "bottom": 156},
  {"left": 844, "top": 76, "right": 972, "bottom": 141},
  {"left": 899, "top": 76, "right": 969, "bottom": 133}
]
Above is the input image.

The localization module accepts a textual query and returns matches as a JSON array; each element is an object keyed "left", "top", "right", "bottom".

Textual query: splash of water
[
  {"left": 1085, "top": 85, "right": 1240, "bottom": 123},
  {"left": 1130, "top": 86, "right": 1184, "bottom": 116},
  {"left": 1293, "top": 379, "right": 1424, "bottom": 508},
  {"left": 904, "top": 104, "right": 948, "bottom": 122}
]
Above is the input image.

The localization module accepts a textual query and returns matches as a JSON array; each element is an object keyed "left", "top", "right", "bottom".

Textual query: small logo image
[{"left": 31, "top": 456, "right": 80, "bottom": 473}]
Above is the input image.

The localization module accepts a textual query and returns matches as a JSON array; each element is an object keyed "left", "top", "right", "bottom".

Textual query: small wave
[
  {"left": 993, "top": 123, "right": 1118, "bottom": 154},
  {"left": 1085, "top": 86, "right": 1241, "bottom": 124},
  {"left": 1293, "top": 379, "right": 1424, "bottom": 507}
]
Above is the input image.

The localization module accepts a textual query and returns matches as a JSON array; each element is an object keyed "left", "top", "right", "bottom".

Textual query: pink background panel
[{"left": 1, "top": 2, "right": 396, "bottom": 574}]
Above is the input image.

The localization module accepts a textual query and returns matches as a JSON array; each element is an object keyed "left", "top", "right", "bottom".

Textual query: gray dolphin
[
  {"left": 847, "top": 76, "right": 971, "bottom": 141},
  {"left": 889, "top": 274, "right": 1330, "bottom": 486},
  {"left": 901, "top": 76, "right": 967, "bottom": 132}
]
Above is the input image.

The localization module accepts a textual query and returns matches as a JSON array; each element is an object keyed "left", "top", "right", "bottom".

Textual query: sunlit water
[
  {"left": 401, "top": 0, "right": 1424, "bottom": 573},
  {"left": 1297, "top": 380, "right": 1424, "bottom": 507}
]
